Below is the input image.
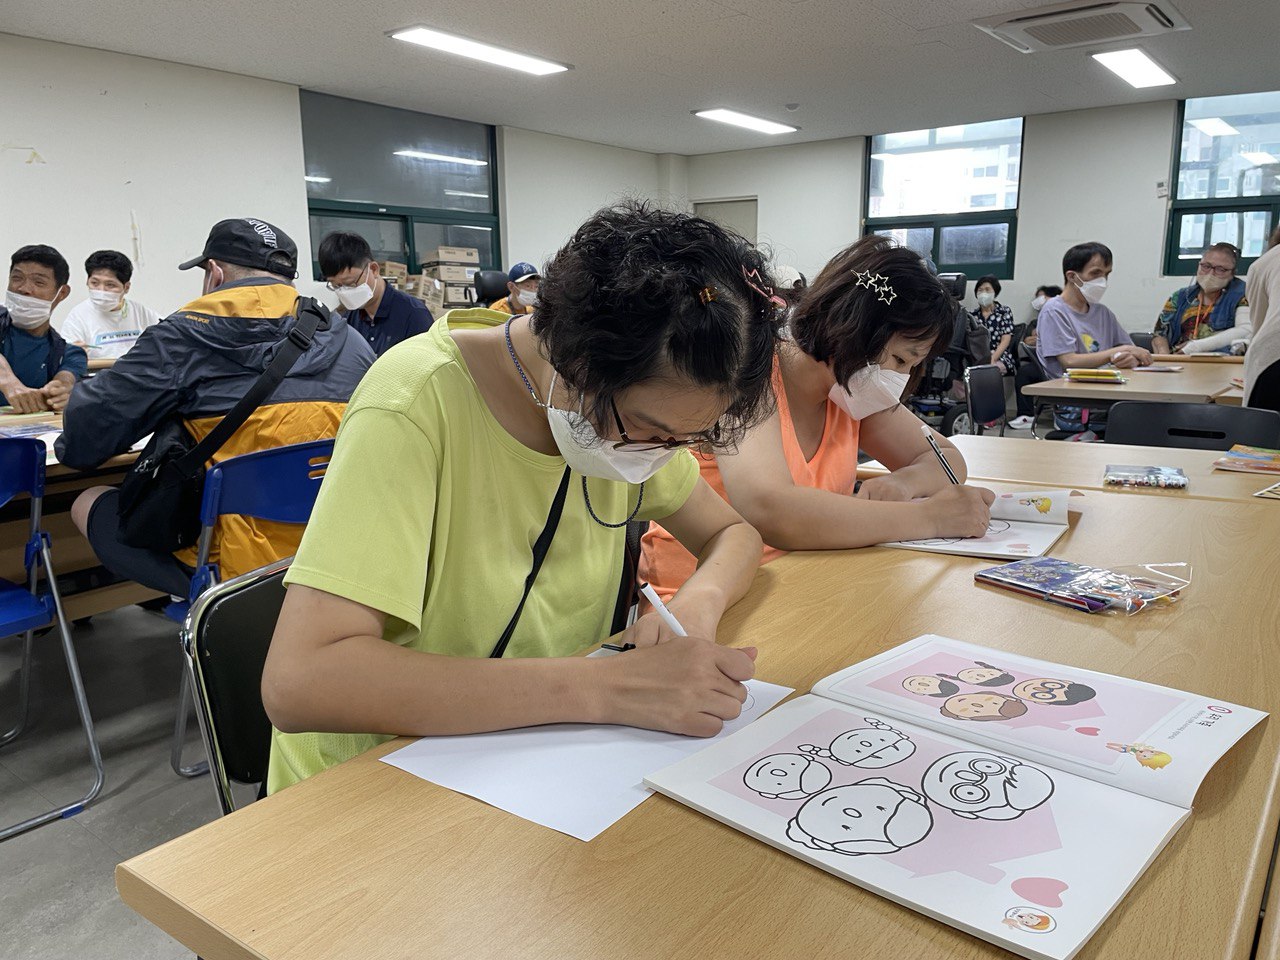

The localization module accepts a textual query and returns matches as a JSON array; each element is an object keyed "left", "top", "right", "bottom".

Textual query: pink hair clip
[{"left": 742, "top": 267, "right": 788, "bottom": 308}]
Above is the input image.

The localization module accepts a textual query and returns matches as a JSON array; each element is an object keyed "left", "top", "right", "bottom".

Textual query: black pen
[
  {"left": 920, "top": 423, "right": 960, "bottom": 485},
  {"left": 600, "top": 642, "right": 636, "bottom": 653}
]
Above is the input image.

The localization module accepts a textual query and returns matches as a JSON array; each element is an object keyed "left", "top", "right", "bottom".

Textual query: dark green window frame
[
  {"left": 1164, "top": 99, "right": 1279, "bottom": 276},
  {"left": 307, "top": 128, "right": 502, "bottom": 281}
]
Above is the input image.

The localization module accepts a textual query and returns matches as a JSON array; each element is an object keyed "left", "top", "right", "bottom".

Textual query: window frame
[
  {"left": 306, "top": 126, "right": 502, "bottom": 280},
  {"left": 1164, "top": 98, "right": 1280, "bottom": 277},
  {"left": 862, "top": 122, "right": 1021, "bottom": 278}
]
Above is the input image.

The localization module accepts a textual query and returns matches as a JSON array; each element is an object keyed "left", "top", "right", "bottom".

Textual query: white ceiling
[{"left": 3, "top": 0, "right": 1278, "bottom": 155}]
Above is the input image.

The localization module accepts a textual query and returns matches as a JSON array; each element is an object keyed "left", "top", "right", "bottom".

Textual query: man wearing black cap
[
  {"left": 57, "top": 218, "right": 375, "bottom": 597},
  {"left": 489, "top": 261, "right": 540, "bottom": 315}
]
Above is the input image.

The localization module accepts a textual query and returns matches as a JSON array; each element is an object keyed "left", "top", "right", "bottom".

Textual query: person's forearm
[
  {"left": 890, "top": 446, "right": 968, "bottom": 497},
  {"left": 667, "top": 519, "right": 761, "bottom": 637},
  {"left": 1183, "top": 323, "right": 1247, "bottom": 352},
  {"left": 265, "top": 636, "right": 602, "bottom": 736},
  {"left": 1151, "top": 336, "right": 1172, "bottom": 355},
  {"left": 993, "top": 335, "right": 1011, "bottom": 360},
  {"left": 745, "top": 486, "right": 939, "bottom": 552},
  {"left": 0, "top": 356, "right": 19, "bottom": 390},
  {"left": 51, "top": 371, "right": 76, "bottom": 387},
  {"left": 1056, "top": 349, "right": 1116, "bottom": 369}
]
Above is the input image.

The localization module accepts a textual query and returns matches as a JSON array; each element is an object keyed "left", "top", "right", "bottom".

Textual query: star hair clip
[
  {"left": 852, "top": 269, "right": 897, "bottom": 306},
  {"left": 742, "top": 267, "right": 788, "bottom": 308}
]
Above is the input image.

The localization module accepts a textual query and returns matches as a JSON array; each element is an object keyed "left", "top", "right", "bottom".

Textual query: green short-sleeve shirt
[{"left": 267, "top": 309, "right": 699, "bottom": 791}]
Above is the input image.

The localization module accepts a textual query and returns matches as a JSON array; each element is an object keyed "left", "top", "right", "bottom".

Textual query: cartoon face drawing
[
  {"left": 940, "top": 661, "right": 1015, "bottom": 687},
  {"left": 742, "top": 753, "right": 833, "bottom": 800},
  {"left": 901, "top": 675, "right": 958, "bottom": 698},
  {"left": 1019, "top": 496, "right": 1053, "bottom": 515},
  {"left": 922, "top": 752, "right": 1055, "bottom": 821},
  {"left": 799, "top": 717, "right": 915, "bottom": 768},
  {"left": 785, "top": 778, "right": 933, "bottom": 856},
  {"left": 1012, "top": 677, "right": 1097, "bottom": 706},
  {"left": 1002, "top": 907, "right": 1057, "bottom": 933},
  {"left": 939, "top": 692, "right": 1028, "bottom": 722}
]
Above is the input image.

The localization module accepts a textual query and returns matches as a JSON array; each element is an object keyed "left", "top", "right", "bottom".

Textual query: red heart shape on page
[{"left": 1075, "top": 727, "right": 1100, "bottom": 736}]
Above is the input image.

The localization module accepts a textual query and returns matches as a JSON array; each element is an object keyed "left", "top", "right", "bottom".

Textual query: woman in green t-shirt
[{"left": 262, "top": 202, "right": 785, "bottom": 790}]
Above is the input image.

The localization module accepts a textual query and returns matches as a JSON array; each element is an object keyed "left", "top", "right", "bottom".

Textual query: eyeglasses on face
[
  {"left": 608, "top": 398, "right": 722, "bottom": 451},
  {"left": 1197, "top": 261, "right": 1235, "bottom": 276}
]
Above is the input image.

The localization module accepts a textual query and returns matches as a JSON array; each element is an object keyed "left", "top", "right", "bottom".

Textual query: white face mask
[
  {"left": 1031, "top": 295, "right": 1047, "bottom": 311},
  {"left": 544, "top": 373, "right": 679, "bottom": 483},
  {"left": 828, "top": 364, "right": 911, "bottom": 421},
  {"left": 334, "top": 266, "right": 374, "bottom": 311},
  {"left": 1073, "top": 274, "right": 1108, "bottom": 305},
  {"left": 1197, "top": 272, "right": 1230, "bottom": 293},
  {"left": 517, "top": 289, "right": 538, "bottom": 308},
  {"left": 5, "top": 290, "right": 54, "bottom": 329},
  {"left": 88, "top": 289, "right": 122, "bottom": 312},
  {"left": 976, "top": 291, "right": 994, "bottom": 307}
]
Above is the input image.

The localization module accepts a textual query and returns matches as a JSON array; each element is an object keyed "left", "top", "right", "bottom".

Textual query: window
[
  {"left": 1165, "top": 91, "right": 1280, "bottom": 275},
  {"left": 865, "top": 117, "right": 1022, "bottom": 276},
  {"left": 299, "top": 91, "right": 501, "bottom": 280}
]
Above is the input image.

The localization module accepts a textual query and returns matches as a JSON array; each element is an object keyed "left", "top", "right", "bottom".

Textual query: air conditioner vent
[{"left": 975, "top": 0, "right": 1189, "bottom": 53}]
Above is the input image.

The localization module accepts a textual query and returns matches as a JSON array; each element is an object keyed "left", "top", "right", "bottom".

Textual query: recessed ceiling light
[
  {"left": 694, "top": 109, "right": 797, "bottom": 135},
  {"left": 394, "top": 150, "right": 488, "bottom": 166},
  {"left": 304, "top": 175, "right": 331, "bottom": 183},
  {"left": 444, "top": 190, "right": 490, "bottom": 198},
  {"left": 1242, "top": 151, "right": 1279, "bottom": 165},
  {"left": 1186, "top": 117, "right": 1241, "bottom": 139},
  {"left": 1090, "top": 49, "right": 1176, "bottom": 88},
  {"left": 390, "top": 27, "right": 570, "bottom": 76}
]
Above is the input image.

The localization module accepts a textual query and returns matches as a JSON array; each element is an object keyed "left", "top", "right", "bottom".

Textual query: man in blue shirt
[
  {"left": 2, "top": 244, "right": 88, "bottom": 412},
  {"left": 318, "top": 232, "right": 432, "bottom": 355}
]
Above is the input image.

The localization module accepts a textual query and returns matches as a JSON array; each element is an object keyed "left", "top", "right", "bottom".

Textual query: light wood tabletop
[
  {"left": 116, "top": 483, "right": 1280, "bottom": 960},
  {"left": 87, "top": 357, "right": 116, "bottom": 371},
  {"left": 1151, "top": 354, "right": 1245, "bottom": 364},
  {"left": 862, "top": 434, "right": 1273, "bottom": 503},
  {"left": 1024, "top": 363, "right": 1240, "bottom": 404}
]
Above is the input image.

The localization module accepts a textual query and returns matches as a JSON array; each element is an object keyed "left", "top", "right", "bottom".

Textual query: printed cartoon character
[
  {"left": 939, "top": 692, "right": 1028, "bottom": 722},
  {"left": 922, "top": 752, "right": 1055, "bottom": 821},
  {"left": 1019, "top": 496, "right": 1053, "bottom": 515},
  {"left": 742, "top": 753, "right": 833, "bottom": 800},
  {"left": 1002, "top": 907, "right": 1057, "bottom": 933},
  {"left": 1106, "top": 742, "right": 1172, "bottom": 770},
  {"left": 939, "top": 660, "right": 1015, "bottom": 687},
  {"left": 901, "top": 675, "right": 960, "bottom": 698},
  {"left": 785, "top": 779, "right": 932, "bottom": 856},
  {"left": 1012, "top": 678, "right": 1097, "bottom": 706},
  {"left": 799, "top": 717, "right": 916, "bottom": 768}
]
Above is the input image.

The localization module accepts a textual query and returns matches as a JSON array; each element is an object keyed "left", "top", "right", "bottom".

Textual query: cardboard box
[
  {"left": 444, "top": 284, "right": 475, "bottom": 304},
  {"left": 417, "top": 277, "right": 445, "bottom": 315},
  {"left": 431, "top": 245, "right": 479, "bottom": 265},
  {"left": 378, "top": 260, "right": 409, "bottom": 282},
  {"left": 422, "top": 262, "right": 479, "bottom": 283}
]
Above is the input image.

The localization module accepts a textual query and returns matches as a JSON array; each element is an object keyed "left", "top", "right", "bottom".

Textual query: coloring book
[
  {"left": 878, "top": 489, "right": 1074, "bottom": 561},
  {"left": 645, "top": 635, "right": 1266, "bottom": 960}
]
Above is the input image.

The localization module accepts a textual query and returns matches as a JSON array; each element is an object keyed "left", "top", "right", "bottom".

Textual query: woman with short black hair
[{"left": 972, "top": 274, "right": 1016, "bottom": 374}]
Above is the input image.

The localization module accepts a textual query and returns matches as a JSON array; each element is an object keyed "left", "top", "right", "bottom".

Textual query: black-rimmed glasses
[{"left": 608, "top": 399, "right": 722, "bottom": 451}]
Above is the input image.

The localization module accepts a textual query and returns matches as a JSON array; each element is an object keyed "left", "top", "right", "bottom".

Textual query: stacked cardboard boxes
[{"left": 421, "top": 245, "right": 481, "bottom": 310}]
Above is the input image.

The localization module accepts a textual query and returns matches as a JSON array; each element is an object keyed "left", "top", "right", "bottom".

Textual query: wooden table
[
  {"left": 1024, "top": 363, "right": 1240, "bottom": 405},
  {"left": 866, "top": 434, "right": 1271, "bottom": 503},
  {"left": 1151, "top": 354, "right": 1245, "bottom": 364},
  {"left": 87, "top": 357, "right": 116, "bottom": 371},
  {"left": 116, "top": 483, "right": 1280, "bottom": 960},
  {"left": 0, "top": 414, "right": 158, "bottom": 618}
]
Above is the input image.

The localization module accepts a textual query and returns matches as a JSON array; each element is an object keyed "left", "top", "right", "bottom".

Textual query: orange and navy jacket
[{"left": 57, "top": 277, "right": 375, "bottom": 578}]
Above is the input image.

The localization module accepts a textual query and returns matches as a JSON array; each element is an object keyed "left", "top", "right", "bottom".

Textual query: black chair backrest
[
  {"left": 186, "top": 561, "right": 289, "bottom": 786},
  {"left": 474, "top": 270, "right": 509, "bottom": 307},
  {"left": 1248, "top": 357, "right": 1280, "bottom": 414},
  {"left": 965, "top": 363, "right": 1006, "bottom": 425},
  {"left": 1129, "top": 332, "right": 1155, "bottom": 351},
  {"left": 1105, "top": 401, "right": 1280, "bottom": 450},
  {"left": 936, "top": 272, "right": 967, "bottom": 300}
]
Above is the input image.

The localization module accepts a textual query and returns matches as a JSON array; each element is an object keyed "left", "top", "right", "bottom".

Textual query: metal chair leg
[
  {"left": 0, "top": 549, "right": 105, "bottom": 842},
  {"left": 171, "top": 669, "right": 208, "bottom": 778},
  {"left": 0, "top": 629, "right": 35, "bottom": 747}
]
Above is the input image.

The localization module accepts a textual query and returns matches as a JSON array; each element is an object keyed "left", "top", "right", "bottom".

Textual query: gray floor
[{"left": 0, "top": 605, "right": 246, "bottom": 960}]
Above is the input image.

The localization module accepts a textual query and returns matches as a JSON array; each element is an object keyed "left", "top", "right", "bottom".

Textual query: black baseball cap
[{"left": 178, "top": 218, "right": 298, "bottom": 275}]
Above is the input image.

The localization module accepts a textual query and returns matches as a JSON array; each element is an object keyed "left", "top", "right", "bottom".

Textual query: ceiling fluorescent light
[
  {"left": 444, "top": 190, "right": 490, "bottom": 198},
  {"left": 453, "top": 226, "right": 493, "bottom": 231},
  {"left": 1189, "top": 117, "right": 1241, "bottom": 138},
  {"left": 694, "top": 109, "right": 797, "bottom": 135},
  {"left": 391, "top": 27, "right": 569, "bottom": 76},
  {"left": 1091, "top": 49, "right": 1176, "bottom": 88},
  {"left": 394, "top": 150, "right": 488, "bottom": 166},
  {"left": 304, "top": 175, "right": 331, "bottom": 183},
  {"left": 1242, "top": 151, "right": 1279, "bottom": 165}
]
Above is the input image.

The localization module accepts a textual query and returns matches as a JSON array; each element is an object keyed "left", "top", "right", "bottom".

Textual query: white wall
[
  {"left": 496, "top": 127, "right": 663, "bottom": 271},
  {"left": 686, "top": 139, "right": 865, "bottom": 281},
  {"left": 0, "top": 33, "right": 313, "bottom": 327},
  {"left": 1011, "top": 101, "right": 1179, "bottom": 331}
]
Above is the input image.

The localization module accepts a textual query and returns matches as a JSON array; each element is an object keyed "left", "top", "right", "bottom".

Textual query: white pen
[{"left": 638, "top": 581, "right": 688, "bottom": 637}]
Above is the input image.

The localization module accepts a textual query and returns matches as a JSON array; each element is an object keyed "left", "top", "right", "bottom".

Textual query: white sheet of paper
[{"left": 381, "top": 678, "right": 794, "bottom": 841}]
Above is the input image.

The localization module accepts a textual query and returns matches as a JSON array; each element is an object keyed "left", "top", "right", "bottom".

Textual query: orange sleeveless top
[{"left": 639, "top": 362, "right": 860, "bottom": 600}]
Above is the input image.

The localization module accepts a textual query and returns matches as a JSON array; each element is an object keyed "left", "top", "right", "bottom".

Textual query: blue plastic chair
[
  {"left": 0, "top": 438, "right": 104, "bottom": 841},
  {"left": 166, "top": 439, "right": 335, "bottom": 777}
]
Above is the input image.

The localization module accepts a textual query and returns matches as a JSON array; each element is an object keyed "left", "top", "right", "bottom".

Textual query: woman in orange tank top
[{"left": 642, "top": 236, "right": 995, "bottom": 600}]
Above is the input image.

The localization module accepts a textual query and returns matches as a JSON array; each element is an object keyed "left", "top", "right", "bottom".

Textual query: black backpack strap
[
  {"left": 489, "top": 466, "right": 573, "bottom": 659},
  {"left": 173, "top": 297, "right": 327, "bottom": 477}
]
